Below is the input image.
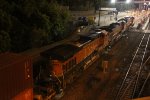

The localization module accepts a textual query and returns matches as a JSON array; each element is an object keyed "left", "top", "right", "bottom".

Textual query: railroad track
[
  {"left": 114, "top": 33, "right": 150, "bottom": 100},
  {"left": 138, "top": 56, "right": 150, "bottom": 97}
]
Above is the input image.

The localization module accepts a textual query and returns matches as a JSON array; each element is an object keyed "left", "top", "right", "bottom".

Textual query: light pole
[
  {"left": 98, "top": 0, "right": 101, "bottom": 26},
  {"left": 111, "top": 0, "right": 116, "bottom": 20}
]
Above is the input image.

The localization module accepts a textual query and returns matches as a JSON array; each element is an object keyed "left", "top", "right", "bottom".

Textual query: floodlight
[
  {"left": 126, "top": 0, "right": 131, "bottom": 4},
  {"left": 111, "top": 0, "right": 116, "bottom": 4}
]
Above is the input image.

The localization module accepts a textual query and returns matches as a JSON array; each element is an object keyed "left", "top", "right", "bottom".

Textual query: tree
[
  {"left": 0, "top": 0, "right": 71, "bottom": 52},
  {"left": 0, "top": 31, "right": 11, "bottom": 52}
]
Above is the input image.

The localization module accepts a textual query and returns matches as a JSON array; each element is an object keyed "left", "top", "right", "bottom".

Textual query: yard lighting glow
[
  {"left": 126, "top": 0, "right": 131, "bottom": 4},
  {"left": 111, "top": 0, "right": 116, "bottom": 4}
]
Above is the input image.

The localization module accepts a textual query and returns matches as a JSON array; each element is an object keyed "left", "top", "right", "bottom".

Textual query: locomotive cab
[{"left": 40, "top": 44, "right": 80, "bottom": 90}]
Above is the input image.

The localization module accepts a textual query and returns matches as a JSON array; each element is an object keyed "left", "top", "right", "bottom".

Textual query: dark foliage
[{"left": 0, "top": 0, "right": 70, "bottom": 52}]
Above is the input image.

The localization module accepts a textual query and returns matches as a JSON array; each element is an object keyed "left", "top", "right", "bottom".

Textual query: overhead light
[
  {"left": 126, "top": 0, "right": 131, "bottom": 4},
  {"left": 111, "top": 0, "right": 116, "bottom": 4},
  {"left": 144, "top": 3, "right": 147, "bottom": 5}
]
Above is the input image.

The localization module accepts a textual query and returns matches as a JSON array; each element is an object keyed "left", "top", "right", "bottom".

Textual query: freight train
[
  {"left": 35, "top": 16, "right": 135, "bottom": 99},
  {"left": 0, "top": 16, "right": 134, "bottom": 100}
]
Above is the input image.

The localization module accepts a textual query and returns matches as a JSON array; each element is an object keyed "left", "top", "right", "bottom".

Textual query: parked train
[{"left": 0, "top": 16, "right": 134, "bottom": 100}]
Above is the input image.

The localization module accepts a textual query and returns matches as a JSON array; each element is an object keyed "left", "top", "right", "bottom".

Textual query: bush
[{"left": 0, "top": 0, "right": 71, "bottom": 52}]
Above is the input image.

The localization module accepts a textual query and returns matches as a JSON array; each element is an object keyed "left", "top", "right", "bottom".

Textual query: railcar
[{"left": 0, "top": 53, "right": 33, "bottom": 100}]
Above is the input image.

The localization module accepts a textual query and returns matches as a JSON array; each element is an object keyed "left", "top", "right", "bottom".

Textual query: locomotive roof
[
  {"left": 41, "top": 44, "right": 80, "bottom": 61},
  {"left": 87, "top": 31, "right": 104, "bottom": 39},
  {"left": 0, "top": 53, "right": 18, "bottom": 68},
  {"left": 110, "top": 22, "right": 120, "bottom": 26},
  {"left": 118, "top": 20, "right": 126, "bottom": 23},
  {"left": 69, "top": 35, "right": 91, "bottom": 47},
  {"left": 109, "top": 23, "right": 121, "bottom": 29},
  {"left": 76, "top": 35, "right": 91, "bottom": 43},
  {"left": 118, "top": 18, "right": 127, "bottom": 22},
  {"left": 99, "top": 26, "right": 112, "bottom": 32}
]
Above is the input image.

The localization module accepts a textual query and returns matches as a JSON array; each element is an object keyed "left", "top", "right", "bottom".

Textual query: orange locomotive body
[
  {"left": 41, "top": 31, "right": 108, "bottom": 90},
  {"left": 0, "top": 53, "right": 33, "bottom": 100}
]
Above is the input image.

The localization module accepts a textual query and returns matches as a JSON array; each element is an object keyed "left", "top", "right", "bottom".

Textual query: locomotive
[
  {"left": 36, "top": 16, "right": 135, "bottom": 99},
  {"left": 39, "top": 31, "right": 108, "bottom": 92}
]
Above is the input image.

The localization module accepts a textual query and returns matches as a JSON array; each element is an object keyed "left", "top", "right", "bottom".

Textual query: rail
[
  {"left": 115, "top": 34, "right": 145, "bottom": 100},
  {"left": 138, "top": 56, "right": 150, "bottom": 97},
  {"left": 115, "top": 33, "right": 150, "bottom": 100},
  {"left": 132, "top": 34, "right": 150, "bottom": 99}
]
